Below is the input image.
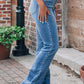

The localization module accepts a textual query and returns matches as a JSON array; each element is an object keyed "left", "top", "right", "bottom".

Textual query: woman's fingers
[
  {"left": 39, "top": 15, "right": 47, "bottom": 23},
  {"left": 39, "top": 14, "right": 47, "bottom": 23},
  {"left": 47, "top": 9, "right": 51, "bottom": 15},
  {"left": 42, "top": 16, "right": 44, "bottom": 23},
  {"left": 40, "top": 16, "right": 42, "bottom": 22},
  {"left": 38, "top": 8, "right": 51, "bottom": 23},
  {"left": 45, "top": 14, "right": 47, "bottom": 22},
  {"left": 38, "top": 14, "right": 42, "bottom": 23},
  {"left": 38, "top": 14, "right": 40, "bottom": 20},
  {"left": 39, "top": 15, "right": 45, "bottom": 23}
]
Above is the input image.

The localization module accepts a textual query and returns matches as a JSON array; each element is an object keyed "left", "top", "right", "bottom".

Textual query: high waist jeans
[{"left": 21, "top": 0, "right": 59, "bottom": 84}]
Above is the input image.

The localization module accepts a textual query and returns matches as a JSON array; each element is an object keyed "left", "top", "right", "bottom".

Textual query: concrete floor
[
  {"left": 54, "top": 48, "right": 84, "bottom": 75},
  {"left": 10, "top": 49, "right": 83, "bottom": 84}
]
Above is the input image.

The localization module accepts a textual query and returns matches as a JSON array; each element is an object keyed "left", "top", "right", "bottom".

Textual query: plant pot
[
  {"left": 80, "top": 65, "right": 84, "bottom": 82},
  {"left": 0, "top": 44, "right": 11, "bottom": 60}
]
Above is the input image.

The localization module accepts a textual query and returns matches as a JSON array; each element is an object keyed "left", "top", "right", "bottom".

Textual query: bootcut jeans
[{"left": 21, "top": 0, "right": 59, "bottom": 84}]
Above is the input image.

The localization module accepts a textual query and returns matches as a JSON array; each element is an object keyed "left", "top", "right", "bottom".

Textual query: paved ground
[
  {"left": 10, "top": 53, "right": 83, "bottom": 84},
  {"left": 0, "top": 46, "right": 83, "bottom": 84},
  {"left": 0, "top": 58, "right": 29, "bottom": 84}
]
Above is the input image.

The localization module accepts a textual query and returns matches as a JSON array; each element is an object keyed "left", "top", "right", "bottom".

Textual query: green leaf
[{"left": 0, "top": 25, "right": 26, "bottom": 49}]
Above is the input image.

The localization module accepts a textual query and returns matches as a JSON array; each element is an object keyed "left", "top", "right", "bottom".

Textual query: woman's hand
[{"left": 36, "top": 0, "right": 51, "bottom": 23}]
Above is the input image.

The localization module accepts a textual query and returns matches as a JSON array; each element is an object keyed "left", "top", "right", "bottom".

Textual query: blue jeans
[{"left": 21, "top": 0, "right": 59, "bottom": 84}]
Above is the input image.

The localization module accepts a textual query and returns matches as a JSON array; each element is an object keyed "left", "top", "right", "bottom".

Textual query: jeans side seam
[
  {"left": 38, "top": 20, "right": 53, "bottom": 80},
  {"left": 39, "top": 19, "right": 54, "bottom": 68},
  {"left": 32, "top": 19, "right": 54, "bottom": 83}
]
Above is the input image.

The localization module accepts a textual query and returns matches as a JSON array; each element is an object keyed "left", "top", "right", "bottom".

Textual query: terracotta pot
[
  {"left": 0, "top": 44, "right": 11, "bottom": 60},
  {"left": 80, "top": 65, "right": 84, "bottom": 82}
]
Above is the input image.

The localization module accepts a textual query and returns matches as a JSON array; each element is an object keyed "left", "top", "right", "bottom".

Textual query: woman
[{"left": 21, "top": 0, "right": 59, "bottom": 84}]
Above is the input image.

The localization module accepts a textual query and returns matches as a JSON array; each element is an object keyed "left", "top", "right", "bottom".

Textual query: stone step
[{"left": 54, "top": 48, "right": 84, "bottom": 75}]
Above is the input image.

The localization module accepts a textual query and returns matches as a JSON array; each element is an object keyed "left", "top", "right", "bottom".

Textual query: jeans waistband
[{"left": 43, "top": 1, "right": 56, "bottom": 9}]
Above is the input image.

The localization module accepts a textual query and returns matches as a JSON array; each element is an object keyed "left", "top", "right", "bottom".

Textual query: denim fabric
[
  {"left": 29, "top": 0, "right": 57, "bottom": 15},
  {"left": 21, "top": 0, "right": 59, "bottom": 84}
]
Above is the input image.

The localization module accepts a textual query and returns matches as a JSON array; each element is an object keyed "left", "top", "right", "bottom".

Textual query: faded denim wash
[{"left": 21, "top": 0, "right": 59, "bottom": 84}]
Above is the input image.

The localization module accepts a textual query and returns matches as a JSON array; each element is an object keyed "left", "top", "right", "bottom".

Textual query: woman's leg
[
  {"left": 36, "top": 28, "right": 43, "bottom": 56},
  {"left": 43, "top": 68, "right": 50, "bottom": 84},
  {"left": 36, "top": 28, "right": 50, "bottom": 84},
  {"left": 21, "top": 7, "right": 59, "bottom": 84}
]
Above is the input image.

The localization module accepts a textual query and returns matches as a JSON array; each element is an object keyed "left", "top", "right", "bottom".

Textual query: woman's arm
[{"left": 36, "top": 0, "right": 51, "bottom": 23}]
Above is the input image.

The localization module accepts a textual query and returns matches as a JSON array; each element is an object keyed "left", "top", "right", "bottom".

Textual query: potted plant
[
  {"left": 80, "top": 65, "right": 84, "bottom": 83},
  {"left": 0, "top": 25, "right": 26, "bottom": 60}
]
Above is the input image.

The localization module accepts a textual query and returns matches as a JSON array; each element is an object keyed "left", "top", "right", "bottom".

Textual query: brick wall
[
  {"left": 11, "top": 0, "right": 17, "bottom": 26},
  {"left": 61, "top": 0, "right": 68, "bottom": 48},
  {"left": 1, "top": 0, "right": 84, "bottom": 53},
  {"left": 56, "top": 0, "right": 62, "bottom": 47},
  {"left": 1, "top": 0, "right": 62, "bottom": 54},
  {"left": 0, "top": 0, "right": 11, "bottom": 27},
  {"left": 24, "top": 0, "right": 37, "bottom": 53},
  {"left": 25, "top": 0, "right": 62, "bottom": 53},
  {"left": 68, "top": 0, "right": 84, "bottom": 52}
]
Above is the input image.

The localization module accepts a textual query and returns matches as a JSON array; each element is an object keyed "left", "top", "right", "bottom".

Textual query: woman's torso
[{"left": 28, "top": 0, "right": 57, "bottom": 15}]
